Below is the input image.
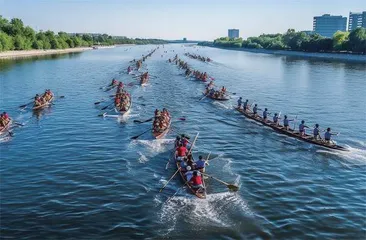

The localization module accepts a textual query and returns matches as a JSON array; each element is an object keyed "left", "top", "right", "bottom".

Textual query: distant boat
[{"left": 93, "top": 46, "right": 98, "bottom": 50}]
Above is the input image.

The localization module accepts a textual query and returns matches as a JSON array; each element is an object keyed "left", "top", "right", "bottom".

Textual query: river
[{"left": 1, "top": 45, "right": 365, "bottom": 239}]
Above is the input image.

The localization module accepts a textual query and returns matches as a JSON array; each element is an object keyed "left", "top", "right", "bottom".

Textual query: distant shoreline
[
  {"left": 0, "top": 45, "right": 119, "bottom": 60},
  {"left": 207, "top": 46, "right": 366, "bottom": 63}
]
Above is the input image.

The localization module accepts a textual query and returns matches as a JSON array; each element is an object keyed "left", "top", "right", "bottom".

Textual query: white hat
[{"left": 186, "top": 166, "right": 191, "bottom": 171}]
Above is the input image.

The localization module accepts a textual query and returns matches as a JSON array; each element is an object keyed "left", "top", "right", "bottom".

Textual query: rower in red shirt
[
  {"left": 175, "top": 143, "right": 187, "bottom": 162},
  {"left": 190, "top": 171, "right": 203, "bottom": 189}
]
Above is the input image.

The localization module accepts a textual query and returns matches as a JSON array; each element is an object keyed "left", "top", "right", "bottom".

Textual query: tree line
[
  {"left": 199, "top": 28, "right": 366, "bottom": 54},
  {"left": 0, "top": 16, "right": 167, "bottom": 51}
]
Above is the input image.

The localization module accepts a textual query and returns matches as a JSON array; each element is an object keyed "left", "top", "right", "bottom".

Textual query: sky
[{"left": 0, "top": 0, "right": 365, "bottom": 40}]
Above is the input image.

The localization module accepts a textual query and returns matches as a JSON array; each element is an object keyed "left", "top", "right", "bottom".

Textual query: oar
[
  {"left": 13, "top": 122, "right": 25, "bottom": 126},
  {"left": 201, "top": 173, "right": 239, "bottom": 192},
  {"left": 187, "top": 132, "right": 199, "bottom": 156},
  {"left": 101, "top": 102, "right": 115, "bottom": 110},
  {"left": 94, "top": 99, "right": 107, "bottom": 105},
  {"left": 204, "top": 152, "right": 212, "bottom": 166},
  {"left": 293, "top": 115, "right": 298, "bottom": 131},
  {"left": 159, "top": 168, "right": 180, "bottom": 193},
  {"left": 199, "top": 92, "right": 209, "bottom": 101},
  {"left": 130, "top": 128, "right": 152, "bottom": 140},
  {"left": 19, "top": 101, "right": 33, "bottom": 109},
  {"left": 133, "top": 117, "right": 154, "bottom": 124}
]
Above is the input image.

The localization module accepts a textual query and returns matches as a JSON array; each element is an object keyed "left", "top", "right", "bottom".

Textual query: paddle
[
  {"left": 199, "top": 92, "right": 209, "bottom": 101},
  {"left": 13, "top": 122, "right": 25, "bottom": 126},
  {"left": 94, "top": 99, "right": 106, "bottom": 105},
  {"left": 130, "top": 128, "right": 152, "bottom": 140},
  {"left": 19, "top": 101, "right": 33, "bottom": 109},
  {"left": 187, "top": 132, "right": 199, "bottom": 156},
  {"left": 159, "top": 168, "right": 180, "bottom": 193},
  {"left": 101, "top": 102, "right": 114, "bottom": 110},
  {"left": 204, "top": 152, "right": 212, "bottom": 166},
  {"left": 293, "top": 115, "right": 298, "bottom": 131},
  {"left": 133, "top": 117, "right": 154, "bottom": 124},
  {"left": 201, "top": 173, "right": 239, "bottom": 192}
]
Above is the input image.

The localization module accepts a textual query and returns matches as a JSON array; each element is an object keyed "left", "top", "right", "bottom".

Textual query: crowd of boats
[
  {"left": 1, "top": 46, "right": 349, "bottom": 200},
  {"left": 184, "top": 52, "right": 212, "bottom": 62}
]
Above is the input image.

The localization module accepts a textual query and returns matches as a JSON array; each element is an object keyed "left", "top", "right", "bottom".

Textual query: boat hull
[
  {"left": 32, "top": 96, "right": 54, "bottom": 111},
  {"left": 175, "top": 159, "right": 206, "bottom": 199},
  {"left": 236, "top": 108, "right": 347, "bottom": 151},
  {"left": 152, "top": 118, "right": 171, "bottom": 139}
]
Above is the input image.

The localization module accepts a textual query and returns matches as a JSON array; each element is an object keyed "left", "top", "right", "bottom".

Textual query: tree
[
  {"left": 333, "top": 31, "right": 349, "bottom": 51},
  {"left": 0, "top": 31, "right": 13, "bottom": 51},
  {"left": 13, "top": 34, "right": 26, "bottom": 50},
  {"left": 348, "top": 28, "right": 366, "bottom": 53}
]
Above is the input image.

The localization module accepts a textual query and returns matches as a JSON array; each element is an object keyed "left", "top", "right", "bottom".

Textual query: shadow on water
[{"left": 0, "top": 52, "right": 83, "bottom": 72}]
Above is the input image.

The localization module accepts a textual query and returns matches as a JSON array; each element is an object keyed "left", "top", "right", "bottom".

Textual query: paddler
[
  {"left": 298, "top": 120, "right": 309, "bottom": 137},
  {"left": 127, "top": 66, "right": 132, "bottom": 73},
  {"left": 252, "top": 104, "right": 259, "bottom": 117},
  {"left": 175, "top": 143, "right": 187, "bottom": 161},
  {"left": 237, "top": 97, "right": 243, "bottom": 108},
  {"left": 34, "top": 94, "right": 42, "bottom": 106},
  {"left": 283, "top": 115, "right": 294, "bottom": 130},
  {"left": 263, "top": 108, "right": 269, "bottom": 121},
  {"left": 313, "top": 124, "right": 321, "bottom": 140},
  {"left": 243, "top": 99, "right": 249, "bottom": 112},
  {"left": 0, "top": 114, "right": 4, "bottom": 127},
  {"left": 190, "top": 171, "right": 204, "bottom": 189},
  {"left": 324, "top": 128, "right": 337, "bottom": 144},
  {"left": 272, "top": 113, "right": 280, "bottom": 125},
  {"left": 195, "top": 155, "right": 206, "bottom": 172}
]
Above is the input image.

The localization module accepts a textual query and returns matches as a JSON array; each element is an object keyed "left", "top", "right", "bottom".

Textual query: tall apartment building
[
  {"left": 228, "top": 29, "right": 239, "bottom": 39},
  {"left": 348, "top": 11, "right": 366, "bottom": 30},
  {"left": 313, "top": 14, "right": 347, "bottom": 37}
]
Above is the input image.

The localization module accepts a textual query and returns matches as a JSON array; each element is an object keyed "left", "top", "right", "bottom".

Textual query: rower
[
  {"left": 0, "top": 114, "right": 4, "bottom": 127},
  {"left": 272, "top": 113, "right": 280, "bottom": 125},
  {"left": 283, "top": 115, "right": 293, "bottom": 130},
  {"left": 195, "top": 155, "right": 206, "bottom": 172},
  {"left": 263, "top": 108, "right": 269, "bottom": 121},
  {"left": 237, "top": 97, "right": 243, "bottom": 109},
  {"left": 221, "top": 86, "right": 226, "bottom": 94},
  {"left": 190, "top": 171, "right": 204, "bottom": 189},
  {"left": 34, "top": 94, "right": 42, "bottom": 106},
  {"left": 298, "top": 120, "right": 309, "bottom": 137},
  {"left": 313, "top": 124, "right": 321, "bottom": 140},
  {"left": 252, "top": 104, "right": 259, "bottom": 116},
  {"left": 324, "top": 128, "right": 337, "bottom": 144},
  {"left": 243, "top": 99, "right": 249, "bottom": 112},
  {"left": 174, "top": 136, "right": 181, "bottom": 148},
  {"left": 186, "top": 154, "right": 195, "bottom": 168},
  {"left": 175, "top": 143, "right": 187, "bottom": 161},
  {"left": 185, "top": 166, "right": 194, "bottom": 181}
]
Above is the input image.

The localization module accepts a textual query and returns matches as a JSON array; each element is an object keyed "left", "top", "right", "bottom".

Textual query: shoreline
[
  {"left": 0, "top": 45, "right": 118, "bottom": 60},
  {"left": 207, "top": 46, "right": 366, "bottom": 63}
]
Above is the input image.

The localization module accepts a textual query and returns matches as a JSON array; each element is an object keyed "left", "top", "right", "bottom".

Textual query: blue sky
[{"left": 0, "top": 0, "right": 364, "bottom": 40}]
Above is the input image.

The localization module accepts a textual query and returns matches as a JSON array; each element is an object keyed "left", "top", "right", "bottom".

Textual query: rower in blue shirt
[
  {"left": 195, "top": 155, "right": 206, "bottom": 172},
  {"left": 272, "top": 113, "right": 280, "bottom": 125},
  {"left": 298, "top": 120, "right": 309, "bottom": 137},
  {"left": 324, "top": 128, "right": 337, "bottom": 144},
  {"left": 283, "top": 115, "right": 294, "bottom": 130},
  {"left": 313, "top": 124, "right": 321, "bottom": 140},
  {"left": 243, "top": 99, "right": 249, "bottom": 112},
  {"left": 253, "top": 104, "right": 259, "bottom": 117},
  {"left": 237, "top": 97, "right": 243, "bottom": 109},
  {"left": 263, "top": 108, "right": 269, "bottom": 121}
]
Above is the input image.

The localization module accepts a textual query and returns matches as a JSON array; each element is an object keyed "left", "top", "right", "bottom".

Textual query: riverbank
[
  {"left": 0, "top": 47, "right": 92, "bottom": 59},
  {"left": 207, "top": 46, "right": 366, "bottom": 63}
]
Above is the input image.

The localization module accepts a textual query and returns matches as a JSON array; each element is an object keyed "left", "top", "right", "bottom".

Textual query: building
[
  {"left": 348, "top": 11, "right": 366, "bottom": 30},
  {"left": 228, "top": 29, "right": 239, "bottom": 39},
  {"left": 313, "top": 14, "right": 347, "bottom": 38}
]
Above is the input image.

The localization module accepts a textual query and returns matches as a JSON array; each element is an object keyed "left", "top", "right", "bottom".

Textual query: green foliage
[
  {"left": 0, "top": 16, "right": 168, "bottom": 52},
  {"left": 213, "top": 28, "right": 366, "bottom": 54}
]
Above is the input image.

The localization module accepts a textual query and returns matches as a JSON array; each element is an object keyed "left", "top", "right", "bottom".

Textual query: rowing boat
[
  {"left": 235, "top": 107, "right": 347, "bottom": 151},
  {"left": 203, "top": 92, "right": 230, "bottom": 101},
  {"left": 115, "top": 94, "right": 132, "bottom": 116},
  {"left": 152, "top": 116, "right": 171, "bottom": 139},
  {"left": 32, "top": 96, "right": 54, "bottom": 111},
  {"left": 140, "top": 76, "right": 149, "bottom": 86},
  {"left": 0, "top": 119, "right": 12, "bottom": 135},
  {"left": 175, "top": 156, "right": 206, "bottom": 199}
]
